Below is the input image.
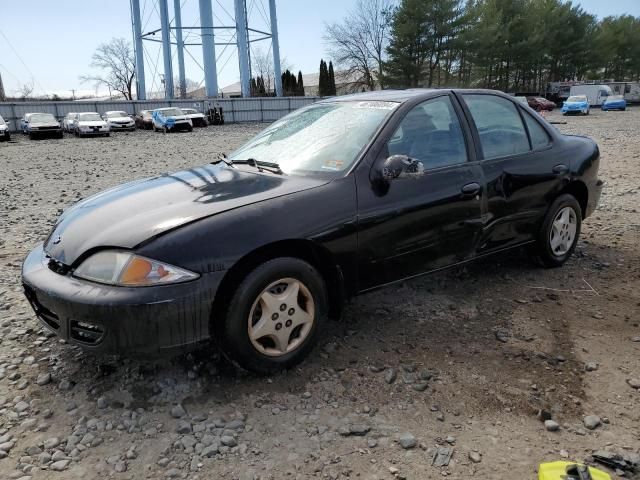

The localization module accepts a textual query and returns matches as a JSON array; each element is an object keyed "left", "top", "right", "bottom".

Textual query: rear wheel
[
  {"left": 219, "top": 257, "right": 327, "bottom": 375},
  {"left": 531, "top": 194, "right": 581, "bottom": 268}
]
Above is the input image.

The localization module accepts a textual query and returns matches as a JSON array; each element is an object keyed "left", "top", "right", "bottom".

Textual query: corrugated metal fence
[{"left": 0, "top": 97, "right": 321, "bottom": 131}]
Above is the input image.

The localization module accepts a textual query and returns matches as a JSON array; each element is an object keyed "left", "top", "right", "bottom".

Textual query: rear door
[
  {"left": 457, "top": 93, "right": 566, "bottom": 253},
  {"left": 355, "top": 94, "right": 484, "bottom": 291}
]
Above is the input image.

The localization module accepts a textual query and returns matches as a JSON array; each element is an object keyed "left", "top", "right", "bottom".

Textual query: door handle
[
  {"left": 552, "top": 164, "right": 569, "bottom": 174},
  {"left": 461, "top": 182, "right": 481, "bottom": 196}
]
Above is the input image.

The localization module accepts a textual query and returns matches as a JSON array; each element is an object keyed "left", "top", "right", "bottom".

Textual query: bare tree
[
  {"left": 19, "top": 82, "right": 34, "bottom": 100},
  {"left": 251, "top": 47, "right": 291, "bottom": 94},
  {"left": 324, "top": 0, "right": 393, "bottom": 91},
  {"left": 80, "top": 38, "right": 135, "bottom": 100}
]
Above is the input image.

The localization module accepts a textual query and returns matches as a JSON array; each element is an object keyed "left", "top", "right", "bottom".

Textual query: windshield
[
  {"left": 31, "top": 113, "right": 56, "bottom": 123},
  {"left": 182, "top": 109, "right": 196, "bottom": 114},
  {"left": 606, "top": 95, "right": 623, "bottom": 102},
  {"left": 78, "top": 113, "right": 102, "bottom": 122},
  {"left": 107, "top": 111, "right": 128, "bottom": 118},
  {"left": 567, "top": 96, "right": 587, "bottom": 102},
  {"left": 0, "top": 116, "right": 5, "bottom": 125},
  {"left": 229, "top": 101, "right": 397, "bottom": 175},
  {"left": 158, "top": 108, "right": 184, "bottom": 116}
]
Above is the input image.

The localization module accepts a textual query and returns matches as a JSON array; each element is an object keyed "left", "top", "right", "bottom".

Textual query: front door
[{"left": 355, "top": 94, "right": 484, "bottom": 291}]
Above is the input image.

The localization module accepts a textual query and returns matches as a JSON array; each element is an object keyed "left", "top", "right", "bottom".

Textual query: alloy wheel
[{"left": 549, "top": 206, "right": 577, "bottom": 256}]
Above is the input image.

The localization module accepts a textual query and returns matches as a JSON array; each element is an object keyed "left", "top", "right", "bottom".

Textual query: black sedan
[{"left": 22, "top": 89, "right": 603, "bottom": 374}]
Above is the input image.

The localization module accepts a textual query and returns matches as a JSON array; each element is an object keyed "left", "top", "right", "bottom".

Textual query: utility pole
[
  {"left": 0, "top": 72, "right": 5, "bottom": 102},
  {"left": 71, "top": 89, "right": 76, "bottom": 101}
]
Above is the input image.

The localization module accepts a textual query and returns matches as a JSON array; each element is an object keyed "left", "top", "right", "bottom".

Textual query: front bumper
[
  {"left": 22, "top": 244, "right": 223, "bottom": 355},
  {"left": 109, "top": 123, "right": 135, "bottom": 130},
  {"left": 167, "top": 121, "right": 192, "bottom": 131},
  {"left": 79, "top": 128, "right": 109, "bottom": 135}
]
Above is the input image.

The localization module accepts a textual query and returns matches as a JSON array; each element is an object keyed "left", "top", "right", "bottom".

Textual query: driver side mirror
[{"left": 381, "top": 154, "right": 424, "bottom": 181}]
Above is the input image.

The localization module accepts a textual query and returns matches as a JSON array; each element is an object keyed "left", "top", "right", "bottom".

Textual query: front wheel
[
  {"left": 219, "top": 257, "right": 327, "bottom": 375},
  {"left": 531, "top": 194, "right": 582, "bottom": 268}
]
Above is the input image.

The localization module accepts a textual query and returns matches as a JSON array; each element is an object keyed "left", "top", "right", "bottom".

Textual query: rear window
[{"left": 522, "top": 111, "right": 551, "bottom": 150}]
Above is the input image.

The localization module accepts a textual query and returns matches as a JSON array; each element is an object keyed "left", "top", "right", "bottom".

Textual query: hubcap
[
  {"left": 248, "top": 278, "right": 315, "bottom": 357},
  {"left": 549, "top": 206, "right": 577, "bottom": 256}
]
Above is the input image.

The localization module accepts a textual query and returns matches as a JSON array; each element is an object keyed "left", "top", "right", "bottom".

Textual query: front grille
[
  {"left": 23, "top": 285, "right": 60, "bottom": 330},
  {"left": 70, "top": 320, "right": 105, "bottom": 345},
  {"left": 39, "top": 126, "right": 59, "bottom": 131}
]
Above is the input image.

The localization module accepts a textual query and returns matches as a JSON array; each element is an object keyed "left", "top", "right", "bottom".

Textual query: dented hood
[{"left": 44, "top": 163, "right": 327, "bottom": 265}]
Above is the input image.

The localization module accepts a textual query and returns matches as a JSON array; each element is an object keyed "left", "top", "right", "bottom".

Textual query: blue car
[
  {"left": 561, "top": 95, "right": 590, "bottom": 115},
  {"left": 601, "top": 95, "right": 627, "bottom": 111},
  {"left": 151, "top": 107, "right": 193, "bottom": 133}
]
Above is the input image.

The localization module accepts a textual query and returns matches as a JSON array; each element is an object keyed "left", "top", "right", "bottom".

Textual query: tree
[
  {"left": 252, "top": 46, "right": 292, "bottom": 95},
  {"left": 318, "top": 59, "right": 328, "bottom": 96},
  {"left": 324, "top": 0, "right": 393, "bottom": 90},
  {"left": 80, "top": 38, "right": 136, "bottom": 100},
  {"left": 19, "top": 82, "right": 34, "bottom": 100},
  {"left": 297, "top": 71, "right": 305, "bottom": 96},
  {"left": 328, "top": 61, "right": 337, "bottom": 95}
]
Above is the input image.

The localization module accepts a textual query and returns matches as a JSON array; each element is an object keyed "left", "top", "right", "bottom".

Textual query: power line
[{"left": 0, "top": 29, "right": 46, "bottom": 93}]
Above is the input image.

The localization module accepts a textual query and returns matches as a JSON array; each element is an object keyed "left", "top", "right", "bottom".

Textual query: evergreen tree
[
  {"left": 250, "top": 77, "right": 258, "bottom": 96},
  {"left": 297, "top": 71, "right": 305, "bottom": 96},
  {"left": 328, "top": 61, "right": 337, "bottom": 95}
]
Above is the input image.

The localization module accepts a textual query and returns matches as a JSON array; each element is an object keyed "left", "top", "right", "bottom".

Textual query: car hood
[
  {"left": 164, "top": 115, "right": 189, "bottom": 121},
  {"left": 563, "top": 102, "right": 588, "bottom": 108},
  {"left": 43, "top": 164, "right": 329, "bottom": 265},
  {"left": 107, "top": 117, "right": 132, "bottom": 122},
  {"left": 31, "top": 121, "right": 60, "bottom": 127},
  {"left": 78, "top": 121, "right": 107, "bottom": 127}
]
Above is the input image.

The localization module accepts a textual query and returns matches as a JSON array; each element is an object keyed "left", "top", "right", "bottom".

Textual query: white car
[
  {"left": 74, "top": 112, "right": 110, "bottom": 137},
  {"left": 0, "top": 115, "right": 10, "bottom": 142},
  {"left": 62, "top": 112, "right": 78, "bottom": 133},
  {"left": 102, "top": 111, "right": 135, "bottom": 131},
  {"left": 180, "top": 108, "right": 208, "bottom": 127},
  {"left": 151, "top": 107, "right": 193, "bottom": 132}
]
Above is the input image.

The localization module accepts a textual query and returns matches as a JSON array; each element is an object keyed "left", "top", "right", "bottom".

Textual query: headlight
[{"left": 74, "top": 250, "right": 199, "bottom": 286}]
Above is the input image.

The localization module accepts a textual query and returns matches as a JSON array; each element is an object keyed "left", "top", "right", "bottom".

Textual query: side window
[
  {"left": 387, "top": 96, "right": 467, "bottom": 168},
  {"left": 522, "top": 110, "right": 551, "bottom": 150},
  {"left": 463, "top": 94, "right": 530, "bottom": 159}
]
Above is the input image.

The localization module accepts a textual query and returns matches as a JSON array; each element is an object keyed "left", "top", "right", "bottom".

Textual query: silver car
[
  {"left": 102, "top": 111, "right": 135, "bottom": 131},
  {"left": 21, "top": 113, "right": 63, "bottom": 139},
  {"left": 0, "top": 115, "right": 10, "bottom": 142},
  {"left": 62, "top": 112, "right": 78, "bottom": 132},
  {"left": 74, "top": 112, "right": 110, "bottom": 137}
]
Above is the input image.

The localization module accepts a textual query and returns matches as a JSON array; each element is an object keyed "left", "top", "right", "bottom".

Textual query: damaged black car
[{"left": 22, "top": 89, "right": 603, "bottom": 374}]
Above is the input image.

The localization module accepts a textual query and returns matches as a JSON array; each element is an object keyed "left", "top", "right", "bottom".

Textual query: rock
[
  {"left": 221, "top": 435, "right": 237, "bottom": 447},
  {"left": 44, "top": 437, "right": 60, "bottom": 449},
  {"left": 469, "top": 451, "right": 482, "bottom": 463},
  {"left": 367, "top": 438, "right": 378, "bottom": 448},
  {"left": 495, "top": 329, "right": 509, "bottom": 343},
  {"left": 115, "top": 460, "right": 127, "bottom": 472},
  {"left": 23, "top": 356, "right": 36, "bottom": 365},
  {"left": 584, "top": 362, "right": 598, "bottom": 372},
  {"left": 225, "top": 419, "right": 245, "bottom": 430},
  {"left": 0, "top": 441, "right": 14, "bottom": 452},
  {"left": 58, "top": 379, "right": 73, "bottom": 391},
  {"left": 65, "top": 400, "right": 77, "bottom": 412},
  {"left": 166, "top": 468, "right": 181, "bottom": 478},
  {"left": 175, "top": 420, "right": 192, "bottom": 434},
  {"left": 157, "top": 457, "right": 170, "bottom": 467},
  {"left": 97, "top": 397, "right": 108, "bottom": 409},
  {"left": 545, "top": 420, "right": 560, "bottom": 432},
  {"left": 349, "top": 424, "right": 370, "bottom": 436},
  {"left": 201, "top": 444, "right": 219, "bottom": 457},
  {"left": 583, "top": 415, "right": 601, "bottom": 430},
  {"left": 431, "top": 447, "right": 453, "bottom": 467},
  {"left": 389, "top": 466, "right": 399, "bottom": 474},
  {"left": 412, "top": 382, "right": 429, "bottom": 392},
  {"left": 26, "top": 445, "right": 43, "bottom": 455},
  {"left": 626, "top": 378, "right": 640, "bottom": 389},
  {"left": 170, "top": 404, "right": 186, "bottom": 418},
  {"left": 14, "top": 401, "right": 29, "bottom": 413},
  {"left": 50, "top": 459, "right": 71, "bottom": 471},
  {"left": 399, "top": 433, "right": 416, "bottom": 449},
  {"left": 385, "top": 368, "right": 397, "bottom": 385},
  {"left": 537, "top": 409, "right": 552, "bottom": 422},
  {"left": 51, "top": 450, "right": 68, "bottom": 461},
  {"left": 36, "top": 373, "right": 51, "bottom": 386}
]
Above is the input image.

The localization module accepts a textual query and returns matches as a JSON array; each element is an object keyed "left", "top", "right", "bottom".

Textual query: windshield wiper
[
  {"left": 231, "top": 158, "right": 284, "bottom": 175},
  {"left": 211, "top": 152, "right": 234, "bottom": 167}
]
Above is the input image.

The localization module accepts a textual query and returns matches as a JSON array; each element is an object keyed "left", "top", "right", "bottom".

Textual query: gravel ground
[{"left": 0, "top": 110, "right": 638, "bottom": 480}]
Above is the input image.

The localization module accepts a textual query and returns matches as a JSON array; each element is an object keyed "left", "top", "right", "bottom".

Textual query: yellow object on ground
[{"left": 538, "top": 461, "right": 611, "bottom": 480}]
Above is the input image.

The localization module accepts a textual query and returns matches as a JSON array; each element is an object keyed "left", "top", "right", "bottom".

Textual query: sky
[{"left": 0, "top": 0, "right": 639, "bottom": 98}]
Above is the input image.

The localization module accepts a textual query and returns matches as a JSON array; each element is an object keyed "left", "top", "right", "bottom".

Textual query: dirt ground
[{"left": 0, "top": 108, "right": 638, "bottom": 480}]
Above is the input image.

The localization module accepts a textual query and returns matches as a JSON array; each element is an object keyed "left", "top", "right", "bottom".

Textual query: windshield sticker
[{"left": 321, "top": 160, "right": 345, "bottom": 171}]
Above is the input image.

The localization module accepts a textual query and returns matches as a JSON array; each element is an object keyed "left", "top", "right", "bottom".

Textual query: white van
[{"left": 569, "top": 85, "right": 613, "bottom": 106}]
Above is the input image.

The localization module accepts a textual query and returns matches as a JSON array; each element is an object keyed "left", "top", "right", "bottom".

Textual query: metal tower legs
[
  {"left": 199, "top": 0, "right": 219, "bottom": 97},
  {"left": 130, "top": 0, "right": 146, "bottom": 100},
  {"left": 234, "top": 0, "right": 251, "bottom": 97},
  {"left": 159, "top": 0, "right": 174, "bottom": 99},
  {"left": 269, "top": 0, "right": 282, "bottom": 97}
]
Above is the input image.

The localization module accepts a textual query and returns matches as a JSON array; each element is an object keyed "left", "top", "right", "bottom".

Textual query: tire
[
  {"left": 28, "top": 132, "right": 34, "bottom": 140},
  {"left": 57, "top": 132, "right": 63, "bottom": 139},
  {"left": 219, "top": 257, "right": 327, "bottom": 375},
  {"left": 162, "top": 126, "right": 168, "bottom": 134},
  {"left": 530, "top": 194, "right": 582, "bottom": 268},
  {"left": 187, "top": 125, "right": 193, "bottom": 132}
]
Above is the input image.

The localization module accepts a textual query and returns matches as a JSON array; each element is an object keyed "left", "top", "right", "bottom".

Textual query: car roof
[
  {"left": 77, "top": 111, "right": 100, "bottom": 115},
  {"left": 320, "top": 88, "right": 515, "bottom": 104},
  {"left": 105, "top": 111, "right": 128, "bottom": 114}
]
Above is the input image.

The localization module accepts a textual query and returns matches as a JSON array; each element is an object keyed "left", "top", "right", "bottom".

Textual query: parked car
[
  {"left": 21, "top": 113, "right": 63, "bottom": 139},
  {"left": 527, "top": 96, "right": 556, "bottom": 111},
  {"left": 74, "top": 112, "right": 110, "bottom": 137},
  {"left": 0, "top": 115, "right": 10, "bottom": 142},
  {"left": 102, "top": 111, "right": 135, "bottom": 131},
  {"left": 181, "top": 108, "right": 208, "bottom": 127},
  {"left": 134, "top": 110, "right": 153, "bottom": 129},
  {"left": 62, "top": 112, "right": 78, "bottom": 132},
  {"left": 601, "top": 95, "right": 627, "bottom": 111},
  {"left": 561, "top": 95, "right": 590, "bottom": 115},
  {"left": 152, "top": 107, "right": 193, "bottom": 132},
  {"left": 22, "top": 89, "right": 603, "bottom": 374}
]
